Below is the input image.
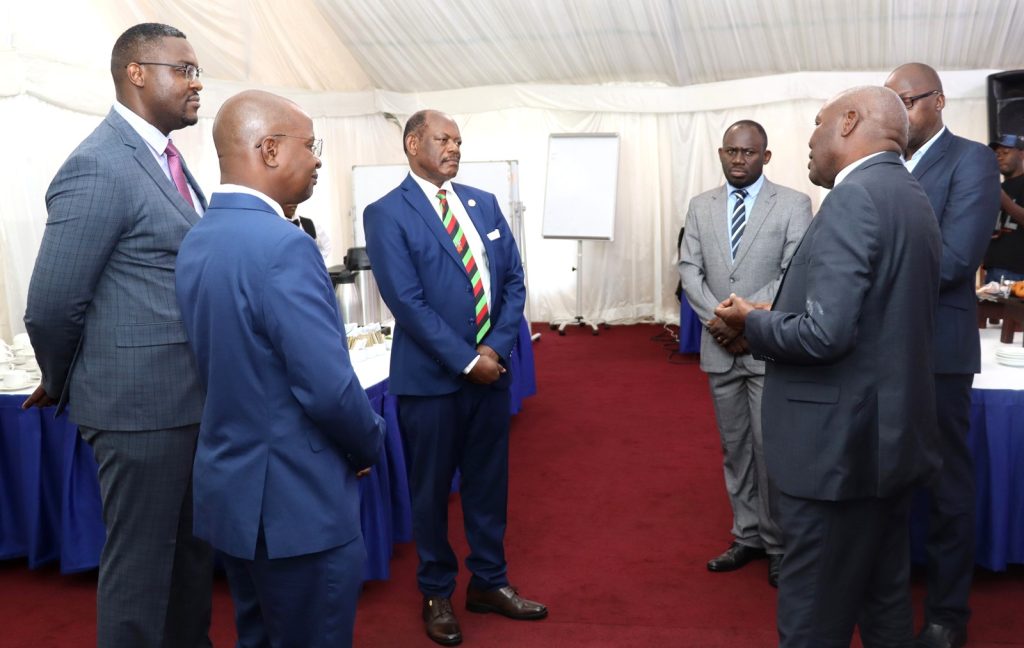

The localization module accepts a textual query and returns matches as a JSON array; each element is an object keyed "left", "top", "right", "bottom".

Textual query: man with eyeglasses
[
  {"left": 679, "top": 120, "right": 811, "bottom": 588},
  {"left": 23, "top": 22, "right": 211, "bottom": 648},
  {"left": 885, "top": 62, "right": 1001, "bottom": 648},
  {"left": 176, "top": 89, "right": 384, "bottom": 648}
]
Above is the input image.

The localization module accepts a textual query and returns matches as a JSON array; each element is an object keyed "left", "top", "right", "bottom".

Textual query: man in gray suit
[
  {"left": 23, "top": 23, "right": 211, "bottom": 647},
  {"left": 716, "top": 86, "right": 942, "bottom": 647},
  {"left": 679, "top": 120, "right": 811, "bottom": 587}
]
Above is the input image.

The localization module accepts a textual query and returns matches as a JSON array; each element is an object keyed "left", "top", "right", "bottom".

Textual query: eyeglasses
[
  {"left": 256, "top": 134, "right": 323, "bottom": 157},
  {"left": 132, "top": 62, "right": 202, "bottom": 82},
  {"left": 721, "top": 147, "right": 761, "bottom": 159},
  {"left": 899, "top": 89, "right": 941, "bottom": 109}
]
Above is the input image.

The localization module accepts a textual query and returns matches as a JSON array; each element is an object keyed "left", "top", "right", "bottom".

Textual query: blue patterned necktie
[{"left": 730, "top": 188, "right": 747, "bottom": 260}]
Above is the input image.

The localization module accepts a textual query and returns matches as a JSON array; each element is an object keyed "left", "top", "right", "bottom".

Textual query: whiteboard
[
  {"left": 351, "top": 161, "right": 520, "bottom": 247},
  {"left": 541, "top": 134, "right": 619, "bottom": 240}
]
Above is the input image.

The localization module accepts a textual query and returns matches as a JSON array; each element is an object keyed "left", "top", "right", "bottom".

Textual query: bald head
[
  {"left": 213, "top": 90, "right": 321, "bottom": 207},
  {"left": 885, "top": 62, "right": 946, "bottom": 157},
  {"left": 807, "top": 86, "right": 907, "bottom": 188}
]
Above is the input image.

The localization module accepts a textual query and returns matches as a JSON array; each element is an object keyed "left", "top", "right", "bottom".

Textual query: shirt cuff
[{"left": 463, "top": 354, "right": 481, "bottom": 374}]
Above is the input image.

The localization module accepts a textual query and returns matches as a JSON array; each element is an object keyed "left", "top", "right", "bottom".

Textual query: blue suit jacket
[
  {"left": 25, "top": 108, "right": 206, "bottom": 429},
  {"left": 363, "top": 174, "right": 526, "bottom": 396},
  {"left": 911, "top": 129, "right": 1001, "bottom": 374},
  {"left": 176, "top": 192, "right": 385, "bottom": 560},
  {"left": 747, "top": 153, "right": 942, "bottom": 500}
]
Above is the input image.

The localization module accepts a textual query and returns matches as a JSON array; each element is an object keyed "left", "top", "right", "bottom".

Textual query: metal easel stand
[{"left": 549, "top": 240, "right": 601, "bottom": 336}]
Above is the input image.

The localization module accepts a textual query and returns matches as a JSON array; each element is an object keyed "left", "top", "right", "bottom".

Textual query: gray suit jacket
[
  {"left": 25, "top": 108, "right": 206, "bottom": 431},
  {"left": 679, "top": 177, "right": 811, "bottom": 374},
  {"left": 746, "top": 153, "right": 942, "bottom": 500}
]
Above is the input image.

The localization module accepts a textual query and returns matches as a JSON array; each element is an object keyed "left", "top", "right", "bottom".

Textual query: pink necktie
[{"left": 165, "top": 140, "right": 195, "bottom": 208}]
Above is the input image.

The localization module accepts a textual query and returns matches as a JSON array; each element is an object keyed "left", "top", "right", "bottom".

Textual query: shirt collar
[
  {"left": 214, "top": 184, "right": 285, "bottom": 219},
  {"left": 410, "top": 171, "right": 455, "bottom": 205},
  {"left": 835, "top": 151, "right": 887, "bottom": 186},
  {"left": 726, "top": 173, "right": 765, "bottom": 199},
  {"left": 112, "top": 100, "right": 170, "bottom": 157},
  {"left": 905, "top": 125, "right": 946, "bottom": 168}
]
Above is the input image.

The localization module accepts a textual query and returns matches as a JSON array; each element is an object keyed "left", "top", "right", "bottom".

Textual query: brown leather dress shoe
[
  {"left": 707, "top": 542, "right": 766, "bottom": 572},
  {"left": 465, "top": 585, "right": 548, "bottom": 620},
  {"left": 422, "top": 596, "right": 462, "bottom": 646}
]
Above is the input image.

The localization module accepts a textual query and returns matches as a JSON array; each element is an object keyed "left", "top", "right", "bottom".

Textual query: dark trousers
[
  {"left": 399, "top": 383, "right": 511, "bottom": 597},
  {"left": 776, "top": 491, "right": 914, "bottom": 648},
  {"left": 923, "top": 373, "right": 976, "bottom": 628},
  {"left": 80, "top": 425, "right": 213, "bottom": 648},
  {"left": 221, "top": 527, "right": 365, "bottom": 648}
]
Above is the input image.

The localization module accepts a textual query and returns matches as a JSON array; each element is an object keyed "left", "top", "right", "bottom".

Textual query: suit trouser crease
[
  {"left": 80, "top": 425, "right": 213, "bottom": 648},
  {"left": 776, "top": 491, "right": 914, "bottom": 648},
  {"left": 399, "top": 383, "right": 511, "bottom": 597},
  {"left": 221, "top": 526, "right": 365, "bottom": 648},
  {"left": 707, "top": 367, "right": 782, "bottom": 552},
  {"left": 924, "top": 373, "right": 976, "bottom": 628}
]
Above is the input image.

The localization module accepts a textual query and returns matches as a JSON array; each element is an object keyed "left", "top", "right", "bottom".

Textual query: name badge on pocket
[{"left": 487, "top": 229, "right": 501, "bottom": 241}]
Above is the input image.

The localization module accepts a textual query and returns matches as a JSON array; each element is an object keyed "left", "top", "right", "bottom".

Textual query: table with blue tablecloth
[
  {"left": 0, "top": 318, "right": 536, "bottom": 581},
  {"left": 909, "top": 327, "right": 1024, "bottom": 570}
]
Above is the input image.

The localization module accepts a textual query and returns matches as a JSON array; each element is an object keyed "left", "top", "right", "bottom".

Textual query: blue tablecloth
[
  {"left": 679, "top": 298, "right": 702, "bottom": 354},
  {"left": 910, "top": 387, "right": 1024, "bottom": 571},
  {"left": 0, "top": 318, "right": 536, "bottom": 580}
]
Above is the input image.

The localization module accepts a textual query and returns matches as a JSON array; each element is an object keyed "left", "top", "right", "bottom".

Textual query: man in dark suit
[
  {"left": 364, "top": 109, "right": 546, "bottom": 646},
  {"left": 885, "top": 63, "right": 1002, "bottom": 648},
  {"left": 716, "top": 86, "right": 942, "bottom": 647},
  {"left": 176, "top": 89, "right": 384, "bottom": 648},
  {"left": 23, "top": 23, "right": 212, "bottom": 647}
]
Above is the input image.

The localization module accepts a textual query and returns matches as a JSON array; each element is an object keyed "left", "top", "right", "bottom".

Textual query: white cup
[
  {"left": 1, "top": 369, "right": 29, "bottom": 388},
  {"left": 0, "top": 345, "right": 12, "bottom": 362},
  {"left": 12, "top": 333, "right": 31, "bottom": 351}
]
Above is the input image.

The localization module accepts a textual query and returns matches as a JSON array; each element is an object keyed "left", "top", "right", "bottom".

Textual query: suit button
[
  {"left": 729, "top": 278, "right": 736, "bottom": 283},
  {"left": 468, "top": 318, "right": 474, "bottom": 324}
]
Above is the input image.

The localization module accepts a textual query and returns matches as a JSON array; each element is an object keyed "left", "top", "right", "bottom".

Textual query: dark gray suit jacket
[
  {"left": 746, "top": 152, "right": 942, "bottom": 501},
  {"left": 25, "top": 108, "right": 206, "bottom": 430}
]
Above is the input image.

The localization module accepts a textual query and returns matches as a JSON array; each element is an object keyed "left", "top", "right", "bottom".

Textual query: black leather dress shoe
[
  {"left": 915, "top": 622, "right": 967, "bottom": 648},
  {"left": 422, "top": 596, "right": 462, "bottom": 646},
  {"left": 466, "top": 585, "right": 548, "bottom": 620},
  {"left": 768, "top": 554, "right": 782, "bottom": 588},
  {"left": 706, "top": 542, "right": 766, "bottom": 572}
]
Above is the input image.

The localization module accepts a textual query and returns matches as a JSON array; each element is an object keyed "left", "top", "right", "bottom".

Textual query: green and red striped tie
[{"left": 437, "top": 190, "right": 491, "bottom": 343}]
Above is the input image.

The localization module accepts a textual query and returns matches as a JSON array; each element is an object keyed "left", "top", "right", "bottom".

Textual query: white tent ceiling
[{"left": 1, "top": 0, "right": 1022, "bottom": 337}]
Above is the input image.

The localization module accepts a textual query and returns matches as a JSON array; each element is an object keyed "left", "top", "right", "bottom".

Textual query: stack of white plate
[{"left": 995, "top": 344, "right": 1024, "bottom": 368}]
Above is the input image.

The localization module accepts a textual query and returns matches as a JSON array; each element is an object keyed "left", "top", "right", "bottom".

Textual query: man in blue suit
[
  {"left": 176, "top": 90, "right": 385, "bottom": 648},
  {"left": 885, "top": 63, "right": 1002, "bottom": 648},
  {"left": 364, "top": 110, "right": 546, "bottom": 646},
  {"left": 24, "top": 23, "right": 212, "bottom": 647}
]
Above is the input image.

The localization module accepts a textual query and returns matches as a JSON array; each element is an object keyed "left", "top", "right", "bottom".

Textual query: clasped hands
[
  {"left": 467, "top": 344, "right": 506, "bottom": 384},
  {"left": 708, "top": 294, "right": 771, "bottom": 355}
]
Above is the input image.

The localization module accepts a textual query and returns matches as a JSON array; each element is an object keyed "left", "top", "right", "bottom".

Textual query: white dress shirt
[{"left": 903, "top": 126, "right": 947, "bottom": 173}]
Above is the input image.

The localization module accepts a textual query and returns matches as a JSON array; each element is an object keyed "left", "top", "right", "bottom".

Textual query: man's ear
[
  {"left": 935, "top": 92, "right": 945, "bottom": 113},
  {"left": 124, "top": 62, "right": 145, "bottom": 88},
  {"left": 405, "top": 133, "right": 419, "bottom": 157},
  {"left": 259, "top": 136, "right": 280, "bottom": 168},
  {"left": 763, "top": 149, "right": 772, "bottom": 164},
  {"left": 840, "top": 109, "right": 860, "bottom": 137}
]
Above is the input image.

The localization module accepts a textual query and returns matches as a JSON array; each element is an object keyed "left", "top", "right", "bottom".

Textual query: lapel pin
[{"left": 467, "top": 199, "right": 477, "bottom": 207}]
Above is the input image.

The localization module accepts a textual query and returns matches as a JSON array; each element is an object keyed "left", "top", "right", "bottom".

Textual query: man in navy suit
[
  {"left": 24, "top": 23, "right": 211, "bottom": 647},
  {"left": 885, "top": 63, "right": 1002, "bottom": 648},
  {"left": 717, "top": 86, "right": 942, "bottom": 646},
  {"left": 364, "top": 110, "right": 546, "bottom": 646},
  {"left": 176, "top": 90, "right": 385, "bottom": 648}
]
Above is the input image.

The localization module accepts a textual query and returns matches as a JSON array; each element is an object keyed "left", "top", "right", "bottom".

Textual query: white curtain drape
[{"left": 0, "top": 0, "right": 1011, "bottom": 338}]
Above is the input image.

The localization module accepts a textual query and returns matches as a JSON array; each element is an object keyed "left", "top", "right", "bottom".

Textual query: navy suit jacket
[
  {"left": 363, "top": 174, "right": 526, "bottom": 396},
  {"left": 26, "top": 108, "right": 206, "bottom": 429},
  {"left": 176, "top": 192, "right": 385, "bottom": 560},
  {"left": 746, "top": 153, "right": 942, "bottom": 501},
  {"left": 911, "top": 129, "right": 1000, "bottom": 374}
]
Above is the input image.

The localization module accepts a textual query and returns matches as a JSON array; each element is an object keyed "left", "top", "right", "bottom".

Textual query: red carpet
[{"left": 1, "top": 324, "right": 1022, "bottom": 646}]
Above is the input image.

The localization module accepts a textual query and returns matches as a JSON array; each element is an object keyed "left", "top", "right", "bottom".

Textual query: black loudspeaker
[{"left": 988, "top": 70, "right": 1024, "bottom": 142}]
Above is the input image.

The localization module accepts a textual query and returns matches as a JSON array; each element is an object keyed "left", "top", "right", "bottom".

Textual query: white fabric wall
[{"left": 0, "top": 62, "right": 993, "bottom": 339}]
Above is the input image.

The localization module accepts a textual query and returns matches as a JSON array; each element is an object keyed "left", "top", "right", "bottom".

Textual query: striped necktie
[
  {"left": 436, "top": 190, "right": 491, "bottom": 343},
  {"left": 730, "top": 188, "right": 748, "bottom": 260}
]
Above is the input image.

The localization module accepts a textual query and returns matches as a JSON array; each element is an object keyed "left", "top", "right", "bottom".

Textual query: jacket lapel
[
  {"left": 708, "top": 188, "right": 732, "bottom": 264},
  {"left": 106, "top": 110, "right": 202, "bottom": 226},
  {"left": 733, "top": 180, "right": 776, "bottom": 266},
  {"left": 911, "top": 129, "right": 952, "bottom": 180},
  {"left": 400, "top": 175, "right": 466, "bottom": 272},
  {"left": 456, "top": 183, "right": 499, "bottom": 296}
]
